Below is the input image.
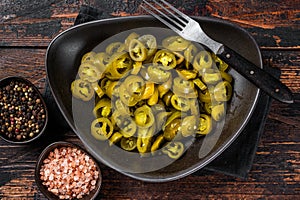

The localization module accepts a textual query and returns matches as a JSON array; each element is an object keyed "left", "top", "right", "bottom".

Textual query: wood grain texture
[
  {"left": 0, "top": 53, "right": 299, "bottom": 199},
  {"left": 0, "top": 0, "right": 299, "bottom": 48},
  {"left": 0, "top": 0, "right": 299, "bottom": 199},
  {"left": 261, "top": 51, "right": 300, "bottom": 93}
]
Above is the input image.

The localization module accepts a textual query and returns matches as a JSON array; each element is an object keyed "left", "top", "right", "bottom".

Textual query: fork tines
[{"left": 141, "top": 0, "right": 189, "bottom": 32}]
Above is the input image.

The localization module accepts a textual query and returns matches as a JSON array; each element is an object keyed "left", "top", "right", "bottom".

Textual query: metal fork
[{"left": 141, "top": 0, "right": 293, "bottom": 103}]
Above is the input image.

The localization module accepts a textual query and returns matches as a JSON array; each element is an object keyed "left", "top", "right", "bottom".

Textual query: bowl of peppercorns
[
  {"left": 0, "top": 76, "right": 48, "bottom": 144},
  {"left": 35, "top": 141, "right": 102, "bottom": 200}
]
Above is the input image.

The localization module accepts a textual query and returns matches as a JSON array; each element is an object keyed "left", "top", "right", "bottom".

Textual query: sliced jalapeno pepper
[
  {"left": 163, "top": 111, "right": 181, "bottom": 130},
  {"left": 141, "top": 82, "right": 155, "bottom": 100},
  {"left": 176, "top": 69, "right": 198, "bottom": 80},
  {"left": 212, "top": 53, "right": 229, "bottom": 71},
  {"left": 220, "top": 71, "right": 233, "bottom": 83},
  {"left": 112, "top": 111, "right": 137, "bottom": 138},
  {"left": 106, "top": 42, "right": 125, "bottom": 55},
  {"left": 193, "top": 51, "right": 213, "bottom": 71},
  {"left": 92, "top": 82, "right": 105, "bottom": 98},
  {"left": 173, "top": 51, "right": 184, "bottom": 65},
  {"left": 137, "top": 136, "right": 152, "bottom": 154},
  {"left": 71, "top": 79, "right": 94, "bottom": 101},
  {"left": 171, "top": 95, "right": 190, "bottom": 112},
  {"left": 153, "top": 50, "right": 177, "bottom": 70},
  {"left": 184, "top": 44, "right": 198, "bottom": 68},
  {"left": 131, "top": 61, "right": 142, "bottom": 75},
  {"left": 162, "top": 141, "right": 184, "bottom": 159},
  {"left": 193, "top": 78, "right": 207, "bottom": 91},
  {"left": 81, "top": 51, "right": 96, "bottom": 63},
  {"left": 78, "top": 61, "right": 102, "bottom": 83},
  {"left": 105, "top": 81, "right": 118, "bottom": 99},
  {"left": 125, "top": 32, "right": 140, "bottom": 51},
  {"left": 106, "top": 52, "right": 133, "bottom": 80},
  {"left": 203, "top": 102, "right": 212, "bottom": 115},
  {"left": 173, "top": 77, "right": 198, "bottom": 98},
  {"left": 119, "top": 83, "right": 139, "bottom": 106},
  {"left": 137, "top": 126, "right": 153, "bottom": 154},
  {"left": 147, "top": 86, "right": 159, "bottom": 106},
  {"left": 211, "top": 103, "right": 225, "bottom": 121},
  {"left": 93, "top": 98, "right": 112, "bottom": 118},
  {"left": 113, "top": 98, "right": 131, "bottom": 115},
  {"left": 146, "top": 64, "right": 171, "bottom": 83},
  {"left": 91, "top": 118, "right": 114, "bottom": 140},
  {"left": 124, "top": 75, "right": 146, "bottom": 100},
  {"left": 139, "top": 126, "right": 155, "bottom": 138},
  {"left": 100, "top": 77, "right": 112, "bottom": 92},
  {"left": 101, "top": 78, "right": 120, "bottom": 98},
  {"left": 189, "top": 98, "right": 200, "bottom": 117},
  {"left": 129, "top": 39, "right": 148, "bottom": 62},
  {"left": 138, "top": 34, "right": 157, "bottom": 58},
  {"left": 138, "top": 128, "right": 147, "bottom": 138},
  {"left": 199, "top": 89, "right": 213, "bottom": 103},
  {"left": 162, "top": 36, "right": 190, "bottom": 51},
  {"left": 181, "top": 115, "right": 198, "bottom": 137},
  {"left": 109, "top": 132, "right": 123, "bottom": 146},
  {"left": 151, "top": 134, "right": 164, "bottom": 153},
  {"left": 156, "top": 111, "right": 170, "bottom": 131},
  {"left": 157, "top": 74, "right": 173, "bottom": 98},
  {"left": 162, "top": 91, "right": 173, "bottom": 107},
  {"left": 163, "top": 118, "right": 181, "bottom": 141},
  {"left": 214, "top": 81, "right": 232, "bottom": 102},
  {"left": 93, "top": 52, "right": 110, "bottom": 68},
  {"left": 202, "top": 70, "right": 222, "bottom": 85},
  {"left": 120, "top": 137, "right": 137, "bottom": 151},
  {"left": 197, "top": 114, "right": 212, "bottom": 135},
  {"left": 134, "top": 105, "right": 155, "bottom": 128},
  {"left": 151, "top": 104, "right": 166, "bottom": 115}
]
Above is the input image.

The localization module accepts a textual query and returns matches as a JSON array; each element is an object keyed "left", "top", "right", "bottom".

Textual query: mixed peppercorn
[{"left": 0, "top": 78, "right": 46, "bottom": 142}]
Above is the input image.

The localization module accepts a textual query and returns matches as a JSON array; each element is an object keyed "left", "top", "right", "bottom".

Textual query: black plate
[{"left": 46, "top": 16, "right": 261, "bottom": 182}]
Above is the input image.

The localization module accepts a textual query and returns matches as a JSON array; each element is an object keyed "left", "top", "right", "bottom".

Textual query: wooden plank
[
  {"left": 0, "top": 48, "right": 47, "bottom": 92},
  {"left": 261, "top": 50, "right": 300, "bottom": 93},
  {"left": 0, "top": 120, "right": 299, "bottom": 198},
  {"left": 0, "top": 0, "right": 82, "bottom": 47},
  {"left": 0, "top": 0, "right": 299, "bottom": 48},
  {"left": 0, "top": 48, "right": 299, "bottom": 199},
  {"left": 207, "top": 0, "right": 300, "bottom": 28},
  {"left": 0, "top": 0, "right": 299, "bottom": 195}
]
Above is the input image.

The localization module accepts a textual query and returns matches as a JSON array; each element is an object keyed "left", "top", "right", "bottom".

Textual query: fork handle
[{"left": 216, "top": 45, "right": 293, "bottom": 103}]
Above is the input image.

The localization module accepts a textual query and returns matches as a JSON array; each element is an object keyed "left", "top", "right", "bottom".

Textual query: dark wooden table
[{"left": 1, "top": 0, "right": 299, "bottom": 199}]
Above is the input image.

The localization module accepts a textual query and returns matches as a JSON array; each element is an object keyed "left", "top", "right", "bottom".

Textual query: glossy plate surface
[{"left": 46, "top": 16, "right": 261, "bottom": 182}]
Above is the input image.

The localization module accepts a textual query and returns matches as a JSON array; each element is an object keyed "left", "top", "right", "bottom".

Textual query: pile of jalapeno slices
[{"left": 70, "top": 30, "right": 233, "bottom": 160}]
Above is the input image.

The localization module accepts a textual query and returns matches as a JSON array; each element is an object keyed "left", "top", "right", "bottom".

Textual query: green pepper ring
[
  {"left": 153, "top": 49, "right": 177, "bottom": 70},
  {"left": 120, "top": 137, "right": 137, "bottom": 151},
  {"left": 197, "top": 114, "right": 212, "bottom": 135},
  {"left": 214, "top": 81, "right": 233, "bottom": 102},
  {"left": 162, "top": 141, "right": 185, "bottom": 159},
  {"left": 71, "top": 79, "right": 94, "bottom": 101},
  {"left": 91, "top": 118, "right": 114, "bottom": 140},
  {"left": 129, "top": 39, "right": 148, "bottom": 62}
]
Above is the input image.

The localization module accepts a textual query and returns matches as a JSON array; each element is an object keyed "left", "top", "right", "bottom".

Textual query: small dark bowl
[
  {"left": 35, "top": 141, "right": 102, "bottom": 200},
  {"left": 0, "top": 76, "right": 48, "bottom": 144}
]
